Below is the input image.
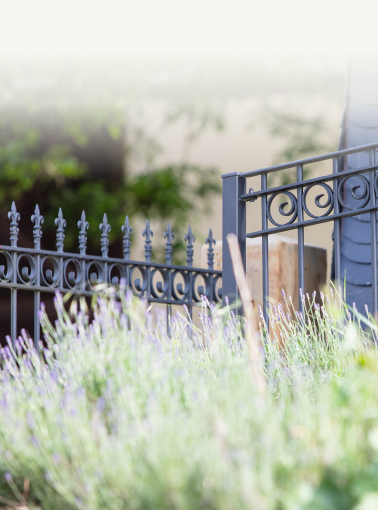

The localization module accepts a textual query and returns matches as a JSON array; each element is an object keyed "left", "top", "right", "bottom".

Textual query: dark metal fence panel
[
  {"left": 1, "top": 205, "right": 222, "bottom": 346},
  {"left": 222, "top": 142, "right": 378, "bottom": 324}
]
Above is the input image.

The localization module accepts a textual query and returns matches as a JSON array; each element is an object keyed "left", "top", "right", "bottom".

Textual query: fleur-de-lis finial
[
  {"left": 99, "top": 213, "right": 111, "bottom": 257},
  {"left": 142, "top": 220, "right": 153, "bottom": 262},
  {"left": 77, "top": 211, "right": 89, "bottom": 255},
  {"left": 163, "top": 222, "right": 174, "bottom": 265},
  {"left": 8, "top": 202, "right": 20, "bottom": 247},
  {"left": 184, "top": 225, "right": 195, "bottom": 267},
  {"left": 31, "top": 204, "right": 44, "bottom": 249},
  {"left": 55, "top": 208, "right": 66, "bottom": 252},
  {"left": 205, "top": 228, "right": 216, "bottom": 270},
  {"left": 121, "top": 215, "right": 133, "bottom": 260}
]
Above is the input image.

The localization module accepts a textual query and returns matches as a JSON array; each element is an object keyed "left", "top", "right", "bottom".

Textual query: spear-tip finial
[
  {"left": 164, "top": 222, "right": 174, "bottom": 265},
  {"left": 205, "top": 228, "right": 216, "bottom": 270},
  {"left": 31, "top": 204, "right": 44, "bottom": 249},
  {"left": 184, "top": 224, "right": 195, "bottom": 267},
  {"left": 78, "top": 210, "right": 89, "bottom": 255},
  {"left": 8, "top": 201, "right": 20, "bottom": 247},
  {"left": 55, "top": 208, "right": 67, "bottom": 252},
  {"left": 121, "top": 215, "right": 133, "bottom": 260},
  {"left": 142, "top": 220, "right": 153, "bottom": 262},
  {"left": 99, "top": 213, "right": 111, "bottom": 257}
]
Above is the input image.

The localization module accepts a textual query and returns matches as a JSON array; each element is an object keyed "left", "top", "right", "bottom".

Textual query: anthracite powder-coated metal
[
  {"left": 4, "top": 140, "right": 378, "bottom": 347},
  {"left": 222, "top": 142, "right": 378, "bottom": 327},
  {"left": 1, "top": 205, "right": 222, "bottom": 346}
]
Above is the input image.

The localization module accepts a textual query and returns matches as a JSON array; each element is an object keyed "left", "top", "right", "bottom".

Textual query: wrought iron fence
[
  {"left": 6, "top": 141, "right": 378, "bottom": 346},
  {"left": 222, "top": 142, "right": 378, "bottom": 328},
  {"left": 1, "top": 203, "right": 222, "bottom": 346}
]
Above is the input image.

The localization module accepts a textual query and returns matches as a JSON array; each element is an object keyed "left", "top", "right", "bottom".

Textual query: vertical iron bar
[
  {"left": 185, "top": 225, "right": 195, "bottom": 338},
  {"left": 78, "top": 211, "right": 89, "bottom": 293},
  {"left": 55, "top": 208, "right": 66, "bottom": 294},
  {"left": 9, "top": 202, "right": 20, "bottom": 346},
  {"left": 333, "top": 157, "right": 341, "bottom": 288},
  {"left": 297, "top": 165, "right": 305, "bottom": 314},
  {"left": 261, "top": 173, "right": 269, "bottom": 329},
  {"left": 370, "top": 149, "right": 378, "bottom": 314},
  {"left": 164, "top": 222, "right": 174, "bottom": 338},
  {"left": 10, "top": 284, "right": 17, "bottom": 346},
  {"left": 122, "top": 215, "right": 132, "bottom": 328},
  {"left": 221, "top": 172, "right": 246, "bottom": 314},
  {"left": 32, "top": 205, "right": 43, "bottom": 350},
  {"left": 34, "top": 256, "right": 41, "bottom": 348}
]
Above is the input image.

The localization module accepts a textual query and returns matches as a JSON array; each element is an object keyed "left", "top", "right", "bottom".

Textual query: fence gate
[{"left": 222, "top": 142, "right": 378, "bottom": 327}]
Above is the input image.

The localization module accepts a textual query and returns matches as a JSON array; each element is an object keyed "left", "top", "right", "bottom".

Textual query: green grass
[{"left": 0, "top": 288, "right": 378, "bottom": 510}]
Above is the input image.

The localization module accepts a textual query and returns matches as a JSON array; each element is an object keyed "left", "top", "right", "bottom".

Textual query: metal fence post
[
  {"left": 369, "top": 149, "right": 378, "bottom": 314},
  {"left": 297, "top": 165, "right": 305, "bottom": 314},
  {"left": 333, "top": 157, "right": 341, "bottom": 288},
  {"left": 221, "top": 172, "right": 246, "bottom": 312}
]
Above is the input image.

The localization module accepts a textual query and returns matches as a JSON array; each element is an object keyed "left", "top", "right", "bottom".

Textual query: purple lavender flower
[
  {"left": 4, "top": 472, "right": 12, "bottom": 483},
  {"left": 14, "top": 339, "right": 22, "bottom": 356},
  {"left": 31, "top": 435, "right": 39, "bottom": 447},
  {"left": 96, "top": 397, "right": 106, "bottom": 414}
]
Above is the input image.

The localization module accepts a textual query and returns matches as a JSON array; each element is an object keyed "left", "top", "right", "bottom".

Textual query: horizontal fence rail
[
  {"left": 222, "top": 142, "right": 378, "bottom": 329},
  {"left": 2, "top": 203, "right": 222, "bottom": 346}
]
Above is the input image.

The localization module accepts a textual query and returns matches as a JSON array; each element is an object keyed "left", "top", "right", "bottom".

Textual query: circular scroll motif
[
  {"left": 338, "top": 174, "right": 370, "bottom": 210},
  {"left": 151, "top": 268, "right": 169, "bottom": 300},
  {"left": 0, "top": 251, "right": 13, "bottom": 283},
  {"left": 129, "top": 265, "right": 148, "bottom": 297},
  {"left": 303, "top": 182, "right": 334, "bottom": 219},
  {"left": 171, "top": 270, "right": 190, "bottom": 302},
  {"left": 267, "top": 191, "right": 298, "bottom": 227},
  {"left": 41, "top": 256, "right": 60, "bottom": 288},
  {"left": 213, "top": 274, "right": 222, "bottom": 303},
  {"left": 86, "top": 261, "right": 105, "bottom": 290},
  {"left": 17, "top": 254, "right": 36, "bottom": 285},
  {"left": 63, "top": 258, "right": 83, "bottom": 289},
  {"left": 192, "top": 272, "right": 210, "bottom": 302},
  {"left": 109, "top": 263, "right": 127, "bottom": 286}
]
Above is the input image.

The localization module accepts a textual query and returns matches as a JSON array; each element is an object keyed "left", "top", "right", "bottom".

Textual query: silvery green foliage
[{"left": 0, "top": 289, "right": 376, "bottom": 510}]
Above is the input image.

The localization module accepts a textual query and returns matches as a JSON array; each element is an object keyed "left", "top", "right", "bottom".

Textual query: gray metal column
[
  {"left": 370, "top": 149, "right": 378, "bottom": 314},
  {"left": 221, "top": 172, "right": 246, "bottom": 311},
  {"left": 297, "top": 165, "right": 305, "bottom": 314}
]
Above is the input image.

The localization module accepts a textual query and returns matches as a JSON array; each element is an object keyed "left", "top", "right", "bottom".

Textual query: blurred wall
[{"left": 127, "top": 93, "right": 343, "bottom": 283}]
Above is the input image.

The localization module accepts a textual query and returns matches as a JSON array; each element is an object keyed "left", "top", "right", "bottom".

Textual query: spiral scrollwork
[
  {"left": 267, "top": 191, "right": 298, "bottom": 227},
  {"left": 171, "top": 270, "right": 190, "bottom": 301},
  {"left": 192, "top": 272, "right": 211, "bottom": 302},
  {"left": 63, "top": 258, "right": 83, "bottom": 289},
  {"left": 41, "top": 256, "right": 60, "bottom": 287},
  {"left": 303, "top": 182, "right": 334, "bottom": 219},
  {"left": 130, "top": 266, "right": 148, "bottom": 297},
  {"left": 86, "top": 261, "right": 105, "bottom": 290},
  {"left": 213, "top": 275, "right": 222, "bottom": 303},
  {"left": 151, "top": 268, "right": 169, "bottom": 299},
  {"left": 0, "top": 251, "right": 13, "bottom": 283},
  {"left": 338, "top": 174, "right": 370, "bottom": 210},
  {"left": 17, "top": 254, "right": 36, "bottom": 285},
  {"left": 109, "top": 263, "right": 126, "bottom": 286}
]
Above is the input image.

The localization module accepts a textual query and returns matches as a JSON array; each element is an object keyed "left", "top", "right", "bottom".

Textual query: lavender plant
[{"left": 0, "top": 289, "right": 377, "bottom": 510}]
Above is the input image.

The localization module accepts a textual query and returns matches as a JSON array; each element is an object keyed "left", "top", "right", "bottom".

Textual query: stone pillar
[{"left": 202, "top": 234, "right": 327, "bottom": 311}]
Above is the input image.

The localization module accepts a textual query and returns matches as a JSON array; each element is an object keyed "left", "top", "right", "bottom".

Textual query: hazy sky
[{"left": 0, "top": 0, "right": 372, "bottom": 63}]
